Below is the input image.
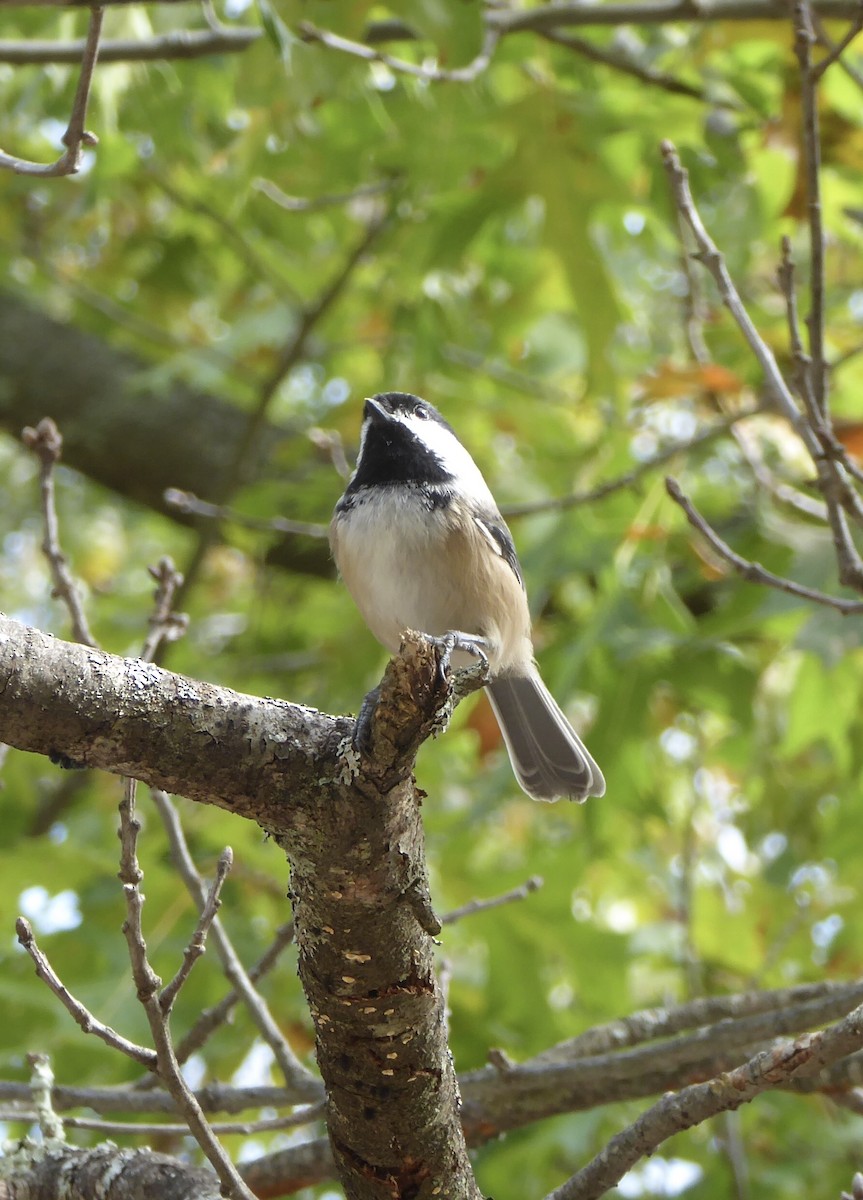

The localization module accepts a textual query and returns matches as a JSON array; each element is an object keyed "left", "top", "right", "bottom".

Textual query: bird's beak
[{"left": 363, "top": 396, "right": 392, "bottom": 426}]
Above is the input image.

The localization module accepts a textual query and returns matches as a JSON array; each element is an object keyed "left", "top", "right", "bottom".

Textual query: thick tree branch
[
  {"left": 546, "top": 997, "right": 863, "bottom": 1199},
  {"left": 0, "top": 612, "right": 331, "bottom": 821},
  {"left": 0, "top": 1142, "right": 224, "bottom": 1200},
  {"left": 0, "top": 613, "right": 481, "bottom": 1198}
]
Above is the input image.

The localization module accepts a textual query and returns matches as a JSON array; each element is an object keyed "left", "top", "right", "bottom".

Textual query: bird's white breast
[{"left": 331, "top": 486, "right": 533, "bottom": 673}]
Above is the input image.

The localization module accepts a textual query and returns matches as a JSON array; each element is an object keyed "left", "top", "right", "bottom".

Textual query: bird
[{"left": 329, "top": 392, "right": 605, "bottom": 802}]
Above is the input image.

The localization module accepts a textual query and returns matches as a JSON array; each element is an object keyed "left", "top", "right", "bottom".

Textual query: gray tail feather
[{"left": 486, "top": 671, "right": 605, "bottom": 803}]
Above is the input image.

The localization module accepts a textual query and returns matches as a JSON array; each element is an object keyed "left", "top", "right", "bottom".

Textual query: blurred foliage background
[{"left": 2, "top": 1, "right": 863, "bottom": 1196}]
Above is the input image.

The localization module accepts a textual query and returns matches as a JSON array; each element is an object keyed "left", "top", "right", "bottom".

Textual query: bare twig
[
  {"left": 298, "top": 20, "right": 500, "bottom": 83},
  {"left": 440, "top": 876, "right": 543, "bottom": 925},
  {"left": 778, "top": 239, "right": 863, "bottom": 507},
  {"left": 0, "top": 25, "right": 259, "bottom": 64},
  {"left": 540, "top": 979, "right": 863, "bottom": 1062},
  {"left": 666, "top": 476, "right": 863, "bottom": 613},
  {"left": 662, "top": 139, "right": 863, "bottom": 590},
  {"left": 0, "top": 1079, "right": 298, "bottom": 1115},
  {"left": 0, "top": 1099, "right": 326, "bottom": 1137},
  {"left": 140, "top": 557, "right": 189, "bottom": 662},
  {"left": 170, "top": 920, "right": 296, "bottom": 1068},
  {"left": 0, "top": 7, "right": 103, "bottom": 176},
  {"left": 811, "top": 4, "right": 863, "bottom": 78},
  {"left": 149, "top": 788, "right": 322, "bottom": 1101},
  {"left": 164, "top": 488, "right": 328, "bottom": 538},
  {"left": 660, "top": 143, "right": 805, "bottom": 437},
  {"left": 117, "top": 778, "right": 257, "bottom": 1200},
  {"left": 160, "top": 848, "right": 233, "bottom": 1016},
  {"left": 16, "top": 918, "right": 156, "bottom": 1068},
  {"left": 545, "top": 997, "right": 863, "bottom": 1200},
  {"left": 22, "top": 418, "right": 97, "bottom": 646},
  {"left": 794, "top": 1, "right": 828, "bottom": 414}
]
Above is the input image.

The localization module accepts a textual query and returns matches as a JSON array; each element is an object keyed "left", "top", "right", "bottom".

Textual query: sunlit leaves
[{"left": 3, "top": 3, "right": 863, "bottom": 1194}]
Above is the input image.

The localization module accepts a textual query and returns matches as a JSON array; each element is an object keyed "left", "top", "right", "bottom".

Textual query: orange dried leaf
[
  {"left": 834, "top": 420, "right": 863, "bottom": 461},
  {"left": 639, "top": 359, "right": 743, "bottom": 402},
  {"left": 466, "top": 694, "right": 503, "bottom": 759}
]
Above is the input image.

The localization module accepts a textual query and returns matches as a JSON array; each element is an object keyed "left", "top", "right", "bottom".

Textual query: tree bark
[
  {"left": 0, "top": 1144, "right": 223, "bottom": 1200},
  {"left": 0, "top": 613, "right": 482, "bottom": 1199}
]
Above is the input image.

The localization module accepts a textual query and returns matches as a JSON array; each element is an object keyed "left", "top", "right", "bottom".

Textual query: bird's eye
[{"left": 415, "top": 406, "right": 429, "bottom": 420}]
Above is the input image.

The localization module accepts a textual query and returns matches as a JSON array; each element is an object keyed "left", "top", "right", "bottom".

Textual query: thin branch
[
  {"left": 440, "top": 876, "right": 543, "bottom": 925},
  {"left": 22, "top": 418, "right": 97, "bottom": 647},
  {"left": 15, "top": 918, "right": 156, "bottom": 1068},
  {"left": 117, "top": 778, "right": 257, "bottom": 1200},
  {"left": 160, "top": 848, "right": 233, "bottom": 1015},
  {"left": 149, "top": 788, "right": 322, "bottom": 1101},
  {"left": 778, "top": 237, "right": 863, "bottom": 500},
  {"left": 0, "top": 1079, "right": 298, "bottom": 1115},
  {"left": 170, "top": 920, "right": 295, "bottom": 1068},
  {"left": 164, "top": 488, "right": 328, "bottom": 538},
  {"left": 794, "top": 1, "right": 828, "bottom": 414},
  {"left": 538, "top": 27, "right": 713, "bottom": 104},
  {"left": 811, "top": 3, "right": 863, "bottom": 78},
  {"left": 660, "top": 143, "right": 805, "bottom": 438},
  {"left": 662, "top": 139, "right": 863, "bottom": 590},
  {"left": 666, "top": 475, "right": 863, "bottom": 613},
  {"left": 0, "top": 6, "right": 103, "bottom": 176},
  {"left": 670, "top": 189, "right": 805, "bottom": 532},
  {"left": 0, "top": 1101, "right": 326, "bottom": 1137},
  {"left": 545, "top": 998, "right": 863, "bottom": 1200},
  {"left": 505, "top": 407, "right": 762, "bottom": 519},
  {"left": 815, "top": 7, "right": 863, "bottom": 88},
  {"left": 538, "top": 979, "right": 863, "bottom": 1062},
  {"left": 298, "top": 20, "right": 500, "bottom": 84},
  {"left": 0, "top": 25, "right": 259, "bottom": 64},
  {"left": 140, "top": 556, "right": 189, "bottom": 662}
]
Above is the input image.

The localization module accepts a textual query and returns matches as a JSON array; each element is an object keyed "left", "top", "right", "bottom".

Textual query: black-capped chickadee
[{"left": 329, "top": 392, "right": 605, "bottom": 803}]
